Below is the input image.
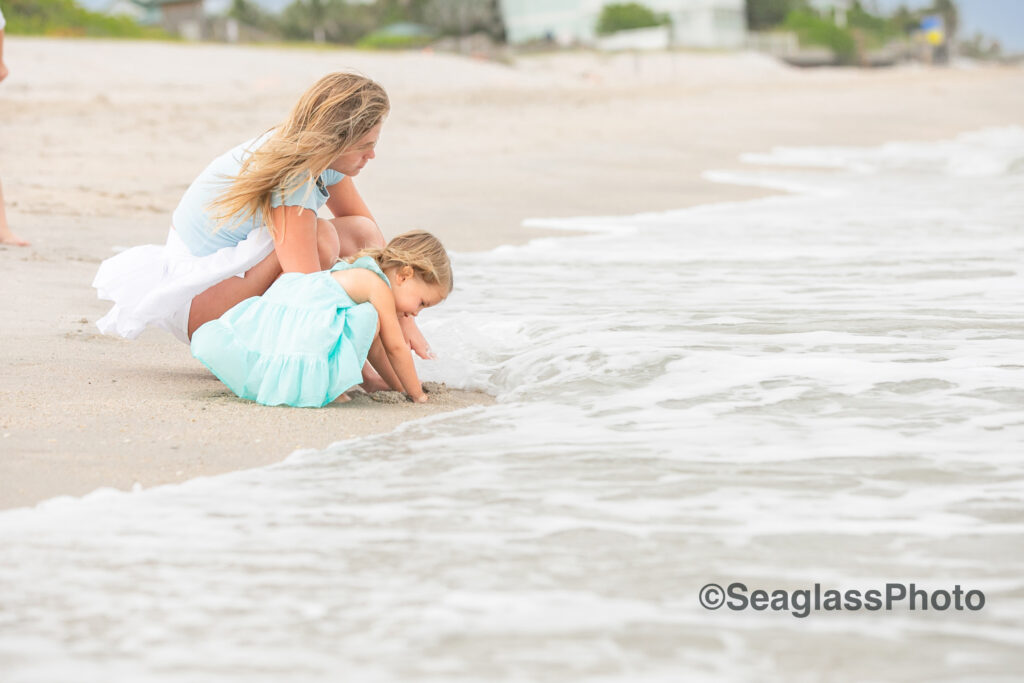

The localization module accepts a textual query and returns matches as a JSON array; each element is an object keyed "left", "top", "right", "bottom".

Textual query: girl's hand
[
  {"left": 334, "top": 268, "right": 426, "bottom": 400},
  {"left": 400, "top": 315, "right": 434, "bottom": 360}
]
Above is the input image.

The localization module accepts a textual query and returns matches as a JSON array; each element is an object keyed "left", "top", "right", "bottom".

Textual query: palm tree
[{"left": 931, "top": 0, "right": 957, "bottom": 40}]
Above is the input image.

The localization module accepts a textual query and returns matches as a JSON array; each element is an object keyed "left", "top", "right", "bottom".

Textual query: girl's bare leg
[
  {"left": 0, "top": 179, "right": 29, "bottom": 247},
  {"left": 360, "top": 363, "right": 392, "bottom": 393},
  {"left": 364, "top": 324, "right": 404, "bottom": 393},
  {"left": 188, "top": 221, "right": 340, "bottom": 339}
]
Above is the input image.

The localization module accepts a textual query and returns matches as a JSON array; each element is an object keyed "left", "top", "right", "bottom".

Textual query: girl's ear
[{"left": 398, "top": 265, "right": 415, "bottom": 283}]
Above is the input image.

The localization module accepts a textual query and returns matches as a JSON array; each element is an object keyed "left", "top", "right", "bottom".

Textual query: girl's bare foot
[{"left": 360, "top": 376, "right": 392, "bottom": 393}]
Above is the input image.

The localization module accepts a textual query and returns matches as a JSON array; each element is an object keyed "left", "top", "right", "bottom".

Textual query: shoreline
[{"left": 2, "top": 39, "right": 1023, "bottom": 510}]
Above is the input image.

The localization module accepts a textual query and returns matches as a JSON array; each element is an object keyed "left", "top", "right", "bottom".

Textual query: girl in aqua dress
[{"left": 190, "top": 230, "right": 451, "bottom": 407}]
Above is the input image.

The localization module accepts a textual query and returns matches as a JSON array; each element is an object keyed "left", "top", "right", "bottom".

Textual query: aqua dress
[{"left": 190, "top": 257, "right": 389, "bottom": 407}]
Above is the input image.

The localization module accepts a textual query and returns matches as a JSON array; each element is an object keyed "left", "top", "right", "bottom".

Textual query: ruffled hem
[
  {"left": 190, "top": 285, "right": 379, "bottom": 407},
  {"left": 93, "top": 227, "right": 274, "bottom": 343}
]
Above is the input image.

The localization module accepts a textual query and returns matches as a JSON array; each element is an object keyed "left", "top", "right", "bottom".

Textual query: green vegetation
[
  {"left": 746, "top": 0, "right": 965, "bottom": 65},
  {"left": 277, "top": 0, "right": 378, "bottom": 43},
  {"left": 228, "top": 0, "right": 281, "bottom": 37},
  {"left": 356, "top": 31, "right": 433, "bottom": 50},
  {"left": 4, "top": 0, "right": 504, "bottom": 47},
  {"left": 782, "top": 9, "right": 857, "bottom": 63},
  {"left": 275, "top": 0, "right": 502, "bottom": 45},
  {"left": 595, "top": 3, "right": 669, "bottom": 36},
  {"left": 745, "top": 0, "right": 797, "bottom": 31},
  {"left": 2, "top": 0, "right": 167, "bottom": 38}
]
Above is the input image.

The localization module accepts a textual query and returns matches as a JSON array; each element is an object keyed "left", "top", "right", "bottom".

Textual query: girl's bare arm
[
  {"left": 334, "top": 269, "right": 426, "bottom": 402},
  {"left": 366, "top": 335, "right": 403, "bottom": 392}
]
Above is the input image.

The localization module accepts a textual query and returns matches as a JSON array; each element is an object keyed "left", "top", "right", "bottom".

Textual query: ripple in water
[{"left": 2, "top": 128, "right": 1023, "bottom": 682}]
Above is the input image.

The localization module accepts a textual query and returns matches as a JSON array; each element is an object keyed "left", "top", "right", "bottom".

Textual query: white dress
[
  {"left": 93, "top": 132, "right": 344, "bottom": 343},
  {"left": 93, "top": 226, "right": 274, "bottom": 343}
]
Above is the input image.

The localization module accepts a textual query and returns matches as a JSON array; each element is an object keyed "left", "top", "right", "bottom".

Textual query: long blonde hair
[
  {"left": 358, "top": 230, "right": 453, "bottom": 295},
  {"left": 209, "top": 72, "right": 390, "bottom": 236}
]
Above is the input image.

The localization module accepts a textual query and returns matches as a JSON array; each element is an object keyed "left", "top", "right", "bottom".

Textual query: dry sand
[{"left": 1, "top": 38, "right": 1022, "bottom": 509}]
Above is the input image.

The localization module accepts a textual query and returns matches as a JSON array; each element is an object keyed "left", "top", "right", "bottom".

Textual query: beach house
[
  {"left": 498, "top": 0, "right": 746, "bottom": 48},
  {"left": 148, "top": 0, "right": 256, "bottom": 41},
  {"left": 154, "top": 0, "right": 206, "bottom": 39},
  {"left": 102, "top": 0, "right": 162, "bottom": 25}
]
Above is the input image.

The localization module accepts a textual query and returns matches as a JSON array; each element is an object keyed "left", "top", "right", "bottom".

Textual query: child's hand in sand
[{"left": 0, "top": 62, "right": 8, "bottom": 84}]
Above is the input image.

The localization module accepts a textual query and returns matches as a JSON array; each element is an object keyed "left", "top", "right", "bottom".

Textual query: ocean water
[{"left": 2, "top": 128, "right": 1023, "bottom": 681}]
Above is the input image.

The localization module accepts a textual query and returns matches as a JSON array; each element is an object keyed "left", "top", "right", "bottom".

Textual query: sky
[{"left": 869, "top": 0, "right": 1024, "bottom": 52}]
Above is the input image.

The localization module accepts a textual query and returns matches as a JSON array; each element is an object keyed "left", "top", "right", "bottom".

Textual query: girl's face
[
  {"left": 329, "top": 122, "right": 383, "bottom": 177},
  {"left": 390, "top": 267, "right": 446, "bottom": 317}
]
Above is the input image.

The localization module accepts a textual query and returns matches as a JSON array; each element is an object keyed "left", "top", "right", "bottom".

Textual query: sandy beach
[{"left": 1, "top": 38, "right": 1022, "bottom": 510}]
